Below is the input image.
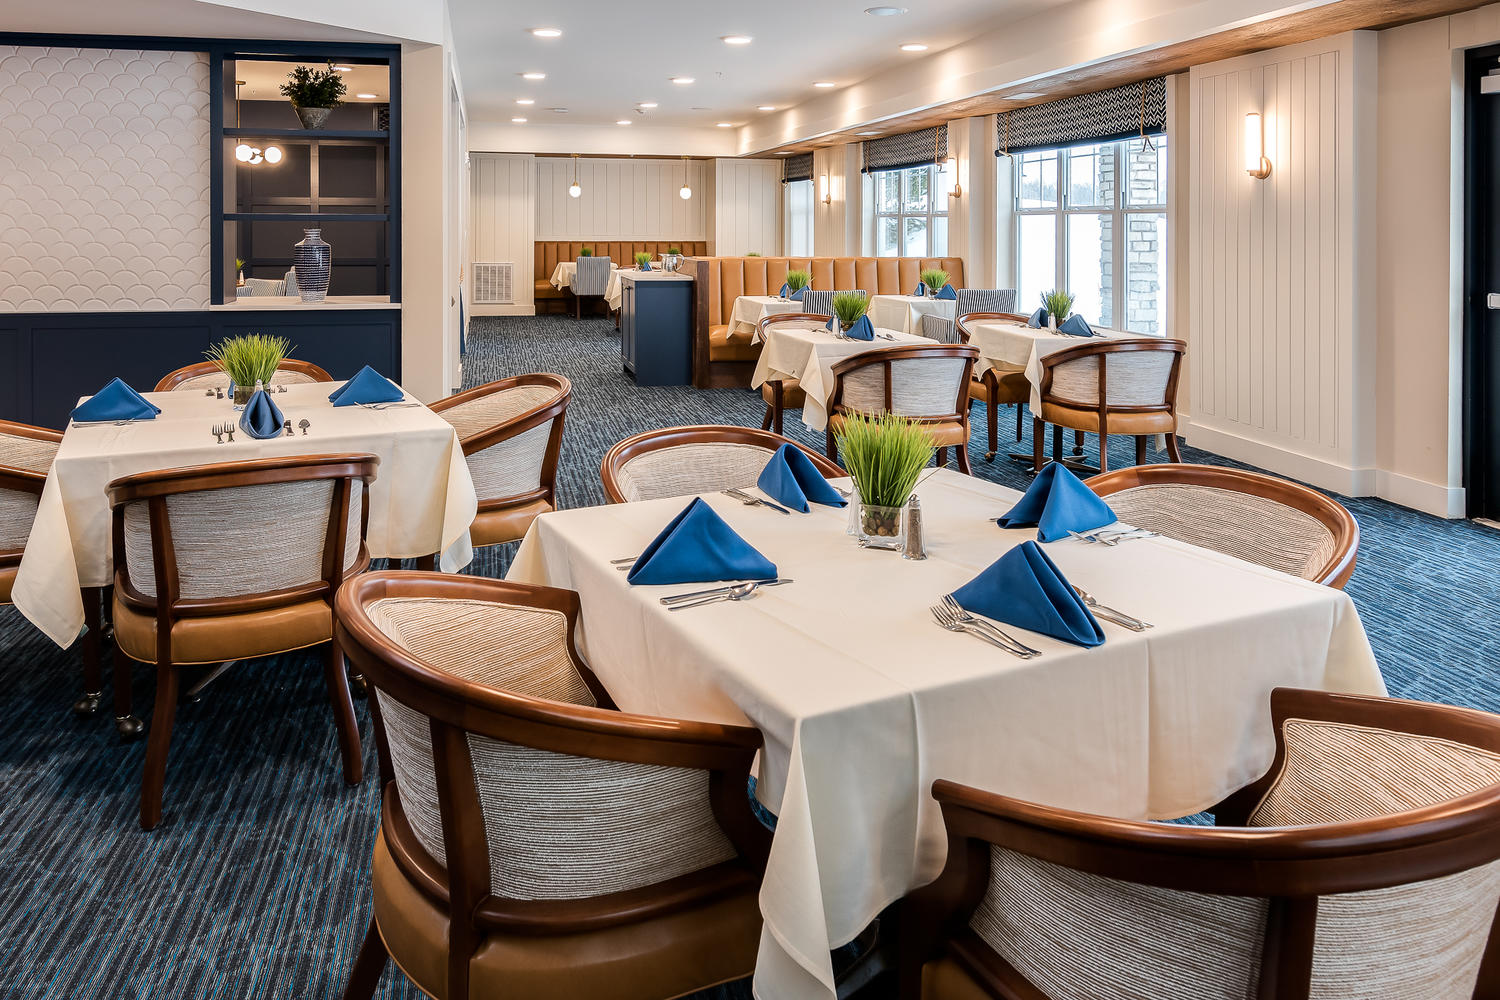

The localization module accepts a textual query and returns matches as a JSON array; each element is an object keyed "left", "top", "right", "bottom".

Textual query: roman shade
[
  {"left": 782, "top": 153, "right": 813, "bottom": 183},
  {"left": 863, "top": 124, "right": 947, "bottom": 174},
  {"left": 997, "top": 77, "right": 1166, "bottom": 155}
]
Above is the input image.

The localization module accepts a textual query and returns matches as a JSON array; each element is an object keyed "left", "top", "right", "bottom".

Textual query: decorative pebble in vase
[{"left": 293, "top": 228, "right": 332, "bottom": 303}]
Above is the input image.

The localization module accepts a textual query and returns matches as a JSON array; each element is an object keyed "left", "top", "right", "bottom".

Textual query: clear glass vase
[{"left": 857, "top": 502, "right": 907, "bottom": 550}]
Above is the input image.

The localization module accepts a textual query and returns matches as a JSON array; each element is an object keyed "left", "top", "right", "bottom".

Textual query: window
[
  {"left": 785, "top": 179, "right": 814, "bottom": 256},
  {"left": 873, "top": 164, "right": 950, "bottom": 257},
  {"left": 1012, "top": 137, "right": 1167, "bottom": 333}
]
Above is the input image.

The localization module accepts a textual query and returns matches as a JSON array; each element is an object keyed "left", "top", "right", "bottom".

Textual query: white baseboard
[
  {"left": 469, "top": 304, "right": 535, "bottom": 317},
  {"left": 1374, "top": 469, "right": 1466, "bottom": 519}
]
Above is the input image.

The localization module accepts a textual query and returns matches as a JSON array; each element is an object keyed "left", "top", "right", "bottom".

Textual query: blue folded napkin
[
  {"left": 1059, "top": 315, "right": 1094, "bottom": 337},
  {"left": 1027, "top": 307, "right": 1048, "bottom": 329},
  {"left": 239, "top": 388, "right": 285, "bottom": 440},
  {"left": 71, "top": 377, "right": 160, "bottom": 423},
  {"left": 329, "top": 365, "right": 404, "bottom": 406},
  {"left": 998, "top": 461, "right": 1117, "bottom": 542},
  {"left": 951, "top": 540, "right": 1104, "bottom": 647},
  {"left": 779, "top": 282, "right": 790, "bottom": 298},
  {"left": 825, "top": 314, "right": 875, "bottom": 341},
  {"left": 757, "top": 443, "right": 847, "bottom": 513},
  {"left": 789, "top": 286, "right": 805, "bottom": 301},
  {"left": 934, "top": 283, "right": 957, "bottom": 300},
  {"left": 912, "top": 282, "right": 927, "bottom": 297},
  {"left": 639, "top": 260, "right": 653, "bottom": 271},
  {"left": 627, "top": 497, "right": 778, "bottom": 586}
]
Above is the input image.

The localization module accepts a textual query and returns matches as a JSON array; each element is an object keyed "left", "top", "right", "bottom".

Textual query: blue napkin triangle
[
  {"left": 825, "top": 314, "right": 874, "bottom": 340},
  {"left": 627, "top": 497, "right": 777, "bottom": 586},
  {"left": 912, "top": 282, "right": 927, "bottom": 297},
  {"left": 998, "top": 462, "right": 1117, "bottom": 542},
  {"left": 1059, "top": 314, "right": 1094, "bottom": 337},
  {"left": 779, "top": 282, "right": 790, "bottom": 297},
  {"left": 935, "top": 283, "right": 957, "bottom": 300},
  {"left": 639, "top": 260, "right": 652, "bottom": 271},
  {"left": 71, "top": 378, "right": 160, "bottom": 423},
  {"left": 239, "top": 388, "right": 285, "bottom": 439},
  {"left": 789, "top": 286, "right": 805, "bottom": 301},
  {"left": 1027, "top": 307, "right": 1048, "bottom": 329},
  {"left": 757, "top": 443, "right": 847, "bottom": 513},
  {"left": 329, "top": 366, "right": 404, "bottom": 406},
  {"left": 951, "top": 541, "right": 1104, "bottom": 647}
]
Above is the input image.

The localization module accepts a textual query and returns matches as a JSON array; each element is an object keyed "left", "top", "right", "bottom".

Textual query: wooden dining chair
[
  {"left": 335, "top": 571, "right": 771, "bottom": 1000},
  {"left": 826, "top": 343, "right": 980, "bottom": 474},
  {"left": 757, "top": 312, "right": 831, "bottom": 435},
  {"left": 154, "top": 358, "right": 333, "bottom": 393},
  {"left": 953, "top": 311, "right": 1032, "bottom": 461},
  {"left": 1087, "top": 464, "right": 1360, "bottom": 587},
  {"left": 107, "top": 453, "right": 379, "bottom": 829},
  {"left": 429, "top": 374, "right": 570, "bottom": 549},
  {"left": 1032, "top": 338, "right": 1186, "bottom": 475},
  {"left": 573, "top": 255, "right": 612, "bottom": 319},
  {"left": 900, "top": 687, "right": 1500, "bottom": 1000},
  {"left": 601, "top": 425, "right": 843, "bottom": 503}
]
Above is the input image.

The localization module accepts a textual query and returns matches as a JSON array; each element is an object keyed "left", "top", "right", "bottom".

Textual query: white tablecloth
[
  {"left": 967, "top": 320, "right": 1156, "bottom": 411},
  {"left": 549, "top": 260, "right": 617, "bottom": 292},
  {"left": 868, "top": 294, "right": 954, "bottom": 336},
  {"left": 605, "top": 267, "right": 682, "bottom": 310},
  {"left": 12, "top": 381, "right": 478, "bottom": 647},
  {"left": 728, "top": 295, "right": 804, "bottom": 338},
  {"left": 507, "top": 469, "right": 1384, "bottom": 1000},
  {"left": 748, "top": 322, "right": 928, "bottom": 431}
]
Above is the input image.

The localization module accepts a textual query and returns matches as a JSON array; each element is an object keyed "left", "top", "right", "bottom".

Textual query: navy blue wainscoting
[{"left": 0, "top": 309, "right": 401, "bottom": 430}]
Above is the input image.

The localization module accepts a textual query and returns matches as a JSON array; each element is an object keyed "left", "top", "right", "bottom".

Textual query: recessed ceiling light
[
  {"left": 516, "top": 98, "right": 535, "bottom": 105},
  {"left": 512, "top": 117, "right": 527, "bottom": 123},
  {"left": 813, "top": 81, "right": 836, "bottom": 88},
  {"left": 531, "top": 27, "right": 562, "bottom": 37},
  {"left": 356, "top": 92, "right": 378, "bottom": 99},
  {"left": 1008, "top": 91, "right": 1043, "bottom": 100},
  {"left": 864, "top": 6, "right": 908, "bottom": 15},
  {"left": 690, "top": 106, "right": 710, "bottom": 110},
  {"left": 638, "top": 101, "right": 658, "bottom": 108},
  {"left": 758, "top": 105, "right": 776, "bottom": 111},
  {"left": 551, "top": 107, "right": 569, "bottom": 113},
  {"left": 522, "top": 72, "right": 546, "bottom": 80},
  {"left": 899, "top": 43, "right": 928, "bottom": 52},
  {"left": 776, "top": 151, "right": 792, "bottom": 155},
  {"left": 332, "top": 65, "right": 353, "bottom": 72},
  {"left": 856, "top": 131, "right": 880, "bottom": 136},
  {"left": 616, "top": 119, "right": 632, "bottom": 125},
  {"left": 716, "top": 122, "right": 734, "bottom": 128},
  {"left": 721, "top": 35, "right": 752, "bottom": 45},
  {"left": 671, "top": 76, "right": 695, "bottom": 84}
]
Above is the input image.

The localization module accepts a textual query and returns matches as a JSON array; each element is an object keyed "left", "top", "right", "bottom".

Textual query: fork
[
  {"left": 225, "top": 423, "right": 235, "bottom": 442},
  {"left": 1071, "top": 587, "right": 1152, "bottom": 631},
  {"left": 931, "top": 603, "right": 1039, "bottom": 659},
  {"left": 722, "top": 488, "right": 792, "bottom": 514},
  {"left": 212, "top": 423, "right": 224, "bottom": 444},
  {"left": 939, "top": 595, "right": 1043, "bottom": 657}
]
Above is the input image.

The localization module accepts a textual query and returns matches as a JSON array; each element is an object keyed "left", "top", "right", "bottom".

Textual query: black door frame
[{"left": 1463, "top": 43, "right": 1500, "bottom": 520}]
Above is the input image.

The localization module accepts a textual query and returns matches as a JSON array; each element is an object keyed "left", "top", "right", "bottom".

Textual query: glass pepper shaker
[{"left": 902, "top": 494, "right": 926, "bottom": 560}]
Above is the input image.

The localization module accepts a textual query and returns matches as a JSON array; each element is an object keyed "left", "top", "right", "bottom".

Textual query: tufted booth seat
[
  {"left": 685, "top": 255, "right": 966, "bottom": 387},
  {"left": 533, "top": 241, "right": 708, "bottom": 310}
]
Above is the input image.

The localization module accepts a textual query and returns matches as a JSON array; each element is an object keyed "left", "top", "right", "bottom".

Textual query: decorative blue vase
[{"left": 293, "top": 228, "right": 332, "bottom": 303}]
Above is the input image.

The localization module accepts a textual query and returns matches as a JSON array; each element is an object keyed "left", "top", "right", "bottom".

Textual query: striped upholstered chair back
[
  {"left": 430, "top": 374, "right": 570, "bottom": 547},
  {"left": 801, "top": 288, "right": 864, "bottom": 319},
  {"left": 334, "top": 571, "right": 771, "bottom": 999},
  {"left": 1087, "top": 464, "right": 1359, "bottom": 587},
  {"left": 601, "top": 425, "right": 843, "bottom": 503},
  {"left": 922, "top": 291, "right": 1017, "bottom": 344},
  {"left": 829, "top": 344, "right": 978, "bottom": 421},
  {"left": 0, "top": 421, "right": 61, "bottom": 587},
  {"left": 900, "top": 688, "right": 1500, "bottom": 1000},
  {"left": 574, "top": 256, "right": 612, "bottom": 297},
  {"left": 154, "top": 359, "right": 334, "bottom": 393}
]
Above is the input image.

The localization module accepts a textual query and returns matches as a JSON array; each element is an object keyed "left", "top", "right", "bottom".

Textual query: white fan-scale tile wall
[{"left": 0, "top": 46, "right": 211, "bottom": 312}]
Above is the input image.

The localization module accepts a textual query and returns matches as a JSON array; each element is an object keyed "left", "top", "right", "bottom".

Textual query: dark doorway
[{"left": 1464, "top": 45, "right": 1500, "bottom": 520}]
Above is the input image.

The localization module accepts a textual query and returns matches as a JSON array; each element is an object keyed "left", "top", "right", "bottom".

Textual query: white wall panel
[
  {"left": 713, "top": 159, "right": 782, "bottom": 256},
  {"left": 533, "top": 157, "right": 707, "bottom": 241},
  {"left": 470, "top": 152, "right": 534, "bottom": 313}
]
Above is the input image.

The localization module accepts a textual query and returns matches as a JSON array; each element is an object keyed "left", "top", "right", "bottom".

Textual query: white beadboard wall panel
[
  {"left": 0, "top": 46, "right": 210, "bottom": 312},
  {"left": 470, "top": 152, "right": 535, "bottom": 314},
  {"left": 534, "top": 157, "right": 707, "bottom": 241},
  {"left": 713, "top": 159, "right": 782, "bottom": 256},
  {"left": 1186, "top": 33, "right": 1376, "bottom": 495}
]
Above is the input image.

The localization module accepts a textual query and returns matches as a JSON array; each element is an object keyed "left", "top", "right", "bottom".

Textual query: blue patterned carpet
[{"left": 0, "top": 313, "right": 1494, "bottom": 998}]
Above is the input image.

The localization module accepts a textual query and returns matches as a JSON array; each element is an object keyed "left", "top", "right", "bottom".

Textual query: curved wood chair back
[
  {"left": 601, "top": 424, "right": 844, "bottom": 503},
  {"left": 953, "top": 311, "right": 1030, "bottom": 345},
  {"left": 0, "top": 420, "right": 61, "bottom": 568},
  {"left": 756, "top": 311, "right": 834, "bottom": 339},
  {"left": 429, "top": 374, "right": 570, "bottom": 516},
  {"left": 828, "top": 343, "right": 979, "bottom": 424},
  {"left": 1087, "top": 464, "right": 1359, "bottom": 587},
  {"left": 334, "top": 570, "right": 772, "bottom": 996},
  {"left": 154, "top": 358, "right": 334, "bottom": 393},
  {"left": 1037, "top": 338, "right": 1185, "bottom": 414},
  {"left": 900, "top": 687, "right": 1500, "bottom": 1000}
]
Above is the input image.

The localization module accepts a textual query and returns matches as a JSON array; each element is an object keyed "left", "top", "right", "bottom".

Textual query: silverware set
[
  {"left": 211, "top": 422, "right": 235, "bottom": 443},
  {"left": 721, "top": 488, "right": 792, "bottom": 514},
  {"left": 357, "top": 401, "right": 421, "bottom": 410},
  {"left": 1066, "top": 527, "right": 1159, "bottom": 546},
  {"left": 1071, "top": 586, "right": 1152, "bottom": 631},
  {"left": 931, "top": 596, "right": 1041, "bottom": 659},
  {"left": 662, "top": 579, "right": 792, "bottom": 610}
]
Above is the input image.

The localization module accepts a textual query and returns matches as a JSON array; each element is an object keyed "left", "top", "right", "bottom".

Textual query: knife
[
  {"left": 659, "top": 578, "right": 793, "bottom": 605},
  {"left": 726, "top": 487, "right": 793, "bottom": 514}
]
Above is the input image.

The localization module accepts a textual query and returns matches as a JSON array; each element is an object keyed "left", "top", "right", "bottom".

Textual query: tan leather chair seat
[
  {"left": 828, "top": 413, "right": 968, "bottom": 448},
  {"left": 370, "top": 830, "right": 763, "bottom": 1000},
  {"left": 1039, "top": 401, "right": 1176, "bottom": 436},
  {"left": 471, "top": 498, "right": 553, "bottom": 548},
  {"left": 921, "top": 953, "right": 995, "bottom": 1000},
  {"left": 709, "top": 325, "right": 762, "bottom": 363},
  {"left": 534, "top": 279, "right": 566, "bottom": 301},
  {"left": 113, "top": 595, "right": 332, "bottom": 666},
  {"left": 970, "top": 369, "right": 1029, "bottom": 405},
  {"left": 760, "top": 379, "right": 806, "bottom": 409},
  {"left": 0, "top": 567, "right": 14, "bottom": 605}
]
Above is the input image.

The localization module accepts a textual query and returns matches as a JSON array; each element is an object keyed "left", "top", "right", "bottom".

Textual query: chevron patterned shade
[
  {"left": 998, "top": 77, "right": 1166, "bottom": 155},
  {"left": 863, "top": 124, "right": 947, "bottom": 174}
]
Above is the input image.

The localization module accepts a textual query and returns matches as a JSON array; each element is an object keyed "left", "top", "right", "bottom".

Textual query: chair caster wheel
[
  {"left": 73, "top": 692, "right": 102, "bottom": 717},
  {"left": 115, "top": 715, "right": 145, "bottom": 741},
  {"left": 348, "top": 672, "right": 368, "bottom": 699},
  {"left": 984, "top": 451, "right": 996, "bottom": 461}
]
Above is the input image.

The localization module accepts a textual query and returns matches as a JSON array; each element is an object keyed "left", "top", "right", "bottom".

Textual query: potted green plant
[
  {"left": 666, "top": 246, "right": 683, "bottom": 255},
  {"left": 205, "top": 333, "right": 293, "bottom": 405},
  {"left": 785, "top": 269, "right": 811, "bottom": 295},
  {"left": 745, "top": 251, "right": 762, "bottom": 257},
  {"left": 1041, "top": 289, "right": 1075, "bottom": 331},
  {"left": 578, "top": 246, "right": 594, "bottom": 257},
  {"left": 920, "top": 268, "right": 950, "bottom": 296},
  {"left": 836, "top": 412, "right": 935, "bottom": 549},
  {"left": 634, "top": 251, "right": 653, "bottom": 269},
  {"left": 280, "top": 63, "right": 347, "bottom": 130},
  {"left": 831, "top": 291, "right": 869, "bottom": 333},
  {"left": 235, "top": 258, "right": 245, "bottom": 287}
]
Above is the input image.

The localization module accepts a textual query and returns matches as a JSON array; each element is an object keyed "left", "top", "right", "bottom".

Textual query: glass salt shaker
[{"left": 902, "top": 494, "right": 927, "bottom": 560}]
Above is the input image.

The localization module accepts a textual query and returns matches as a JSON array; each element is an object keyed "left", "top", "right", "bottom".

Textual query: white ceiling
[{"left": 449, "top": 0, "right": 1062, "bottom": 130}]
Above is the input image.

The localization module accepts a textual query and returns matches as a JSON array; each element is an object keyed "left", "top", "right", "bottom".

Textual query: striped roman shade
[
  {"left": 782, "top": 153, "right": 813, "bottom": 183},
  {"left": 997, "top": 77, "right": 1166, "bottom": 154},
  {"left": 863, "top": 125, "right": 946, "bottom": 174}
]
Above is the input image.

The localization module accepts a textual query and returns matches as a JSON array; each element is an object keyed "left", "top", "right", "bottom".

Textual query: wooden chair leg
[
  {"left": 936, "top": 447, "right": 948, "bottom": 469},
  {"left": 325, "top": 639, "right": 363, "bottom": 786},
  {"left": 1098, "top": 432, "right": 1109, "bottom": 475},
  {"left": 342, "top": 915, "right": 389, "bottom": 1000},
  {"left": 1014, "top": 404, "right": 1023, "bottom": 442},
  {"left": 1032, "top": 417, "right": 1045, "bottom": 473},
  {"left": 761, "top": 404, "right": 774, "bottom": 431},
  {"left": 75, "top": 588, "right": 103, "bottom": 717},
  {"left": 985, "top": 400, "right": 998, "bottom": 461},
  {"left": 414, "top": 554, "right": 437, "bottom": 572},
  {"left": 112, "top": 645, "right": 143, "bottom": 741},
  {"left": 1051, "top": 425, "right": 1062, "bottom": 463},
  {"left": 955, "top": 443, "right": 972, "bottom": 475},
  {"left": 1135, "top": 436, "right": 1148, "bottom": 465},
  {"left": 825, "top": 429, "right": 838, "bottom": 462},
  {"left": 1165, "top": 433, "right": 1182, "bottom": 462},
  {"left": 140, "top": 662, "right": 179, "bottom": 830}
]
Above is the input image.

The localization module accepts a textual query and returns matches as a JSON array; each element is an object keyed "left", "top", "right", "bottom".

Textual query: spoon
[
  {"left": 667, "top": 581, "right": 761, "bottom": 611},
  {"left": 1071, "top": 586, "right": 1152, "bottom": 630}
]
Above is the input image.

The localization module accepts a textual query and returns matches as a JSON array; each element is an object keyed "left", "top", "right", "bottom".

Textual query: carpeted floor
[{"left": 0, "top": 313, "right": 1494, "bottom": 998}]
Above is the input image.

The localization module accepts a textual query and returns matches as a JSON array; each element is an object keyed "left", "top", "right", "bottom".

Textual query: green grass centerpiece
[
  {"left": 634, "top": 251, "right": 653, "bottom": 268},
  {"left": 920, "top": 268, "right": 950, "bottom": 295},
  {"left": 831, "top": 291, "right": 869, "bottom": 331},
  {"left": 785, "top": 269, "right": 811, "bottom": 294},
  {"left": 1041, "top": 289, "right": 1075, "bottom": 328},
  {"left": 667, "top": 246, "right": 683, "bottom": 255},
  {"left": 280, "top": 63, "right": 347, "bottom": 129},
  {"left": 836, "top": 413, "right": 936, "bottom": 546},
  {"left": 205, "top": 333, "right": 293, "bottom": 404},
  {"left": 579, "top": 246, "right": 594, "bottom": 257}
]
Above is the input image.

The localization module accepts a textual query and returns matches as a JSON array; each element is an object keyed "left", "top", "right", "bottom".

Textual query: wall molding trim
[
  {"left": 1375, "top": 469, "right": 1467, "bottom": 519},
  {"left": 1182, "top": 417, "right": 1378, "bottom": 498}
]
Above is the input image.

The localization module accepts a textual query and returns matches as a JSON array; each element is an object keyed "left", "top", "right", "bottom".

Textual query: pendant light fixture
[
  {"left": 232, "top": 80, "right": 282, "bottom": 166},
  {"left": 679, "top": 155, "right": 693, "bottom": 200},
  {"left": 568, "top": 153, "right": 582, "bottom": 198}
]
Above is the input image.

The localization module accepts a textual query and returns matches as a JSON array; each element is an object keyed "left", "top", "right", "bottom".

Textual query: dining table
[
  {"left": 966, "top": 318, "right": 1157, "bottom": 411},
  {"left": 748, "top": 319, "right": 930, "bottom": 431},
  {"left": 727, "top": 294, "right": 806, "bottom": 338},
  {"left": 867, "top": 293, "right": 955, "bottom": 336},
  {"left": 506, "top": 468, "right": 1385, "bottom": 1000},
  {"left": 549, "top": 259, "right": 617, "bottom": 292},
  {"left": 11, "top": 379, "right": 478, "bottom": 648},
  {"left": 606, "top": 266, "right": 683, "bottom": 311}
]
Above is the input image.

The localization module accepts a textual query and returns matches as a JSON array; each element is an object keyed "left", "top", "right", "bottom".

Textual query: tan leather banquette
[
  {"left": 686, "top": 255, "right": 965, "bottom": 388},
  {"left": 534, "top": 241, "right": 708, "bottom": 308}
]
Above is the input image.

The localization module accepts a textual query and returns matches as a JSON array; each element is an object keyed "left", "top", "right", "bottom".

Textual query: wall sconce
[
  {"left": 1243, "top": 112, "right": 1271, "bottom": 179},
  {"left": 819, "top": 174, "right": 831, "bottom": 205},
  {"left": 234, "top": 143, "right": 282, "bottom": 165},
  {"left": 941, "top": 155, "right": 961, "bottom": 198}
]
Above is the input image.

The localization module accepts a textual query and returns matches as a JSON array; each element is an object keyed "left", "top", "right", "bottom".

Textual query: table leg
[
  {"left": 415, "top": 554, "right": 438, "bottom": 572},
  {"left": 73, "top": 587, "right": 103, "bottom": 717}
]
